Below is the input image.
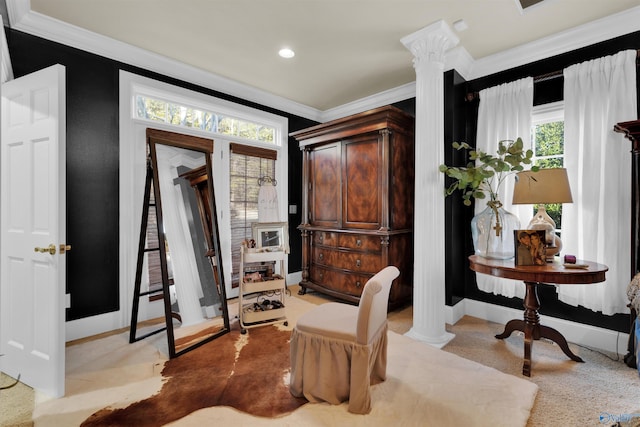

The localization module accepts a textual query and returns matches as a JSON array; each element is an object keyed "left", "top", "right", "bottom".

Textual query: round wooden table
[{"left": 468, "top": 255, "right": 608, "bottom": 376}]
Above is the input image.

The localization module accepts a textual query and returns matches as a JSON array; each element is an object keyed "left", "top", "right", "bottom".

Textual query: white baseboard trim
[
  {"left": 66, "top": 311, "right": 124, "bottom": 342},
  {"left": 445, "top": 298, "right": 630, "bottom": 355},
  {"left": 287, "top": 271, "right": 302, "bottom": 287},
  {"left": 446, "top": 298, "right": 467, "bottom": 325}
]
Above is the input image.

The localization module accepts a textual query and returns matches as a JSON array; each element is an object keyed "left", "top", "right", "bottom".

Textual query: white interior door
[{"left": 0, "top": 64, "right": 66, "bottom": 398}]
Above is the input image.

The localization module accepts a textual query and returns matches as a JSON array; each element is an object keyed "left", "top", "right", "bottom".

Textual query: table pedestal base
[{"left": 495, "top": 281, "right": 584, "bottom": 376}]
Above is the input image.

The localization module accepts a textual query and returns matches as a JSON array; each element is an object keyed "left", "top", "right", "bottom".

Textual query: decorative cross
[
  {"left": 488, "top": 200, "right": 503, "bottom": 237},
  {"left": 493, "top": 221, "right": 502, "bottom": 237}
]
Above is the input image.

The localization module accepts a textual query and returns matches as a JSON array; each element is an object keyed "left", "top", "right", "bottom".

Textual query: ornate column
[{"left": 401, "top": 21, "right": 458, "bottom": 348}]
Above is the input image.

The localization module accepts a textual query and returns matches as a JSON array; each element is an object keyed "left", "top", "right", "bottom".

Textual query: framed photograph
[
  {"left": 252, "top": 222, "right": 289, "bottom": 253},
  {"left": 514, "top": 229, "right": 546, "bottom": 266}
]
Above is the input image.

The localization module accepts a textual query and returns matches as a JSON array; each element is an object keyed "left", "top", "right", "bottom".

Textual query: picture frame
[
  {"left": 514, "top": 229, "right": 547, "bottom": 266},
  {"left": 252, "top": 222, "right": 289, "bottom": 253}
]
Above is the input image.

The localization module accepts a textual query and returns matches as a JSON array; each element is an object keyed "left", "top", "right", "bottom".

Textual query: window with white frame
[{"left": 531, "top": 101, "right": 565, "bottom": 231}]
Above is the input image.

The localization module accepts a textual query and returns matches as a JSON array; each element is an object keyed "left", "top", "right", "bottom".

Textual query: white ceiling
[{"left": 6, "top": 0, "right": 640, "bottom": 119}]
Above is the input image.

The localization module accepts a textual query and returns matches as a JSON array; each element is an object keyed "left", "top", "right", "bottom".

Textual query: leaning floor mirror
[{"left": 129, "top": 128, "right": 230, "bottom": 358}]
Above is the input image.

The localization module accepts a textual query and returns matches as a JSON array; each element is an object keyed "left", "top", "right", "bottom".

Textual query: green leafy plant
[{"left": 439, "top": 138, "right": 539, "bottom": 207}]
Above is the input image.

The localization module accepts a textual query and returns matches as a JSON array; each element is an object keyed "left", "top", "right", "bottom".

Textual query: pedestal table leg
[{"left": 495, "top": 281, "right": 584, "bottom": 376}]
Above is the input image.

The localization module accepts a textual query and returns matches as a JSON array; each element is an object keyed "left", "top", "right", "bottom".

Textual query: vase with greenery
[{"left": 439, "top": 138, "right": 539, "bottom": 259}]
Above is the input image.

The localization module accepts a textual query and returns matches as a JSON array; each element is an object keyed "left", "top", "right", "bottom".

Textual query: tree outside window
[{"left": 531, "top": 108, "right": 565, "bottom": 231}]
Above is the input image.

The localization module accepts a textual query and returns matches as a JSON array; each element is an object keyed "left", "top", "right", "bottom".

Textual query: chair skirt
[{"left": 289, "top": 322, "right": 388, "bottom": 414}]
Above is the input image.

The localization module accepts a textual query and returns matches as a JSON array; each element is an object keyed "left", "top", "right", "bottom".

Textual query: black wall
[
  {"left": 5, "top": 28, "right": 317, "bottom": 321},
  {"left": 444, "top": 31, "right": 640, "bottom": 333}
]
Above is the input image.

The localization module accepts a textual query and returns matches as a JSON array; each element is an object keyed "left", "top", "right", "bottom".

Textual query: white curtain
[
  {"left": 475, "top": 77, "right": 534, "bottom": 298},
  {"left": 559, "top": 50, "right": 637, "bottom": 315}
]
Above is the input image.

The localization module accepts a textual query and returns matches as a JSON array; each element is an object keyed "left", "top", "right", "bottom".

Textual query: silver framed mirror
[{"left": 130, "top": 128, "right": 230, "bottom": 358}]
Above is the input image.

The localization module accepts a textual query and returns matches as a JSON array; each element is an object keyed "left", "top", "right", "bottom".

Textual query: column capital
[{"left": 401, "top": 20, "right": 459, "bottom": 65}]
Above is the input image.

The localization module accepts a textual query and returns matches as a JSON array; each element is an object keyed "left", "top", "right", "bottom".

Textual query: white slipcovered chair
[{"left": 289, "top": 266, "right": 400, "bottom": 414}]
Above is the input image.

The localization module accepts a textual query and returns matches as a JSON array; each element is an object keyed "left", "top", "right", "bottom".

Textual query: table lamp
[{"left": 512, "top": 168, "right": 573, "bottom": 261}]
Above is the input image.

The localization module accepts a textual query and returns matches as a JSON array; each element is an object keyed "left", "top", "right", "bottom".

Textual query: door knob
[
  {"left": 60, "top": 244, "right": 71, "bottom": 254},
  {"left": 34, "top": 244, "right": 56, "bottom": 255}
]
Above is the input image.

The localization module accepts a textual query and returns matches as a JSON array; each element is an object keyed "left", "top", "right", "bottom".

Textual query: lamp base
[
  {"left": 527, "top": 213, "right": 562, "bottom": 262},
  {"left": 545, "top": 240, "right": 561, "bottom": 262}
]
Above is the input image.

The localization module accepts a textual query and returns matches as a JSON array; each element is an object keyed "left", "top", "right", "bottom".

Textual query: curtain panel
[
  {"left": 475, "top": 77, "right": 534, "bottom": 298},
  {"left": 559, "top": 50, "right": 638, "bottom": 315}
]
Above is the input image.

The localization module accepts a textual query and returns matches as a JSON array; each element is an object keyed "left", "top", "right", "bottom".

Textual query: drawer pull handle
[
  {"left": 319, "top": 272, "right": 324, "bottom": 280},
  {"left": 319, "top": 253, "right": 324, "bottom": 260},
  {"left": 356, "top": 281, "right": 362, "bottom": 288},
  {"left": 356, "top": 239, "right": 362, "bottom": 247},
  {"left": 356, "top": 259, "right": 361, "bottom": 267},
  {"left": 319, "top": 234, "right": 324, "bottom": 241}
]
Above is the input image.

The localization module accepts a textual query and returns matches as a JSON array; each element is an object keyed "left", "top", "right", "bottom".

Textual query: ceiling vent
[{"left": 514, "top": 0, "right": 547, "bottom": 14}]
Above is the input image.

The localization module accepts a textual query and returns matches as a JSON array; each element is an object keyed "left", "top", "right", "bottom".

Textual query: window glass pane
[
  {"left": 534, "top": 121, "right": 564, "bottom": 156},
  {"left": 219, "top": 117, "right": 235, "bottom": 135},
  {"left": 137, "top": 96, "right": 167, "bottom": 122},
  {"left": 531, "top": 113, "right": 564, "bottom": 232},
  {"left": 238, "top": 120, "right": 256, "bottom": 140},
  {"left": 167, "top": 103, "right": 181, "bottom": 125},
  {"left": 229, "top": 150, "right": 276, "bottom": 284},
  {"left": 259, "top": 126, "right": 275, "bottom": 143}
]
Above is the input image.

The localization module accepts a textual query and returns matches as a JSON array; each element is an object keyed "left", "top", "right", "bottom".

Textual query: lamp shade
[{"left": 512, "top": 168, "right": 573, "bottom": 205}]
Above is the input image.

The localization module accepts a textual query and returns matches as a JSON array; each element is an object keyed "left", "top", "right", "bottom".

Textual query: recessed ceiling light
[{"left": 279, "top": 48, "right": 295, "bottom": 59}]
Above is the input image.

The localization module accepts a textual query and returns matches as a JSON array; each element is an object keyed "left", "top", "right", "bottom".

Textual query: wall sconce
[{"left": 512, "top": 168, "right": 573, "bottom": 261}]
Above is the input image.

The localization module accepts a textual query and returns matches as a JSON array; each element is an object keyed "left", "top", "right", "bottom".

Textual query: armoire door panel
[
  {"left": 309, "top": 143, "right": 341, "bottom": 227},
  {"left": 343, "top": 137, "right": 380, "bottom": 229}
]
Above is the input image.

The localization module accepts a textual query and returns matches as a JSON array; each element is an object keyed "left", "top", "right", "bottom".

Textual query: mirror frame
[{"left": 131, "top": 128, "right": 230, "bottom": 358}]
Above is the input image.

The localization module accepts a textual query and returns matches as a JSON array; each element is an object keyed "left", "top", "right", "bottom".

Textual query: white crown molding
[
  {"left": 445, "top": 45, "right": 474, "bottom": 81},
  {"left": 7, "top": 1, "right": 324, "bottom": 122},
  {"left": 5, "top": 1, "right": 640, "bottom": 123},
  {"left": 469, "top": 5, "right": 640, "bottom": 80},
  {"left": 321, "top": 81, "right": 417, "bottom": 122}
]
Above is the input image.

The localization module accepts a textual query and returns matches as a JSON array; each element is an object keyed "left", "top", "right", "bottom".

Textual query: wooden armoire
[{"left": 291, "top": 106, "right": 415, "bottom": 309}]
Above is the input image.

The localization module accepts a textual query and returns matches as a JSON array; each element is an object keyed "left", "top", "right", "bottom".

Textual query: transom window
[{"left": 135, "top": 94, "right": 276, "bottom": 144}]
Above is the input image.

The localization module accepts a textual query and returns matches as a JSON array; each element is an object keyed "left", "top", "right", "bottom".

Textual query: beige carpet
[
  {"left": 440, "top": 315, "right": 640, "bottom": 427},
  {"left": 3, "top": 285, "right": 639, "bottom": 426},
  {"left": 1, "top": 373, "right": 34, "bottom": 427}
]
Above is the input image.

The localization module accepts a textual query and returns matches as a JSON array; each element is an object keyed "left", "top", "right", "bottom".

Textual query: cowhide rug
[{"left": 81, "top": 325, "right": 307, "bottom": 426}]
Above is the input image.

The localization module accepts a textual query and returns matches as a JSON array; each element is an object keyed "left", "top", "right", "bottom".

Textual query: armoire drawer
[
  {"left": 313, "top": 231, "right": 339, "bottom": 247},
  {"left": 338, "top": 234, "right": 381, "bottom": 251},
  {"left": 312, "top": 247, "right": 382, "bottom": 272},
  {"left": 309, "top": 265, "right": 371, "bottom": 297},
  {"left": 313, "top": 231, "right": 381, "bottom": 252}
]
